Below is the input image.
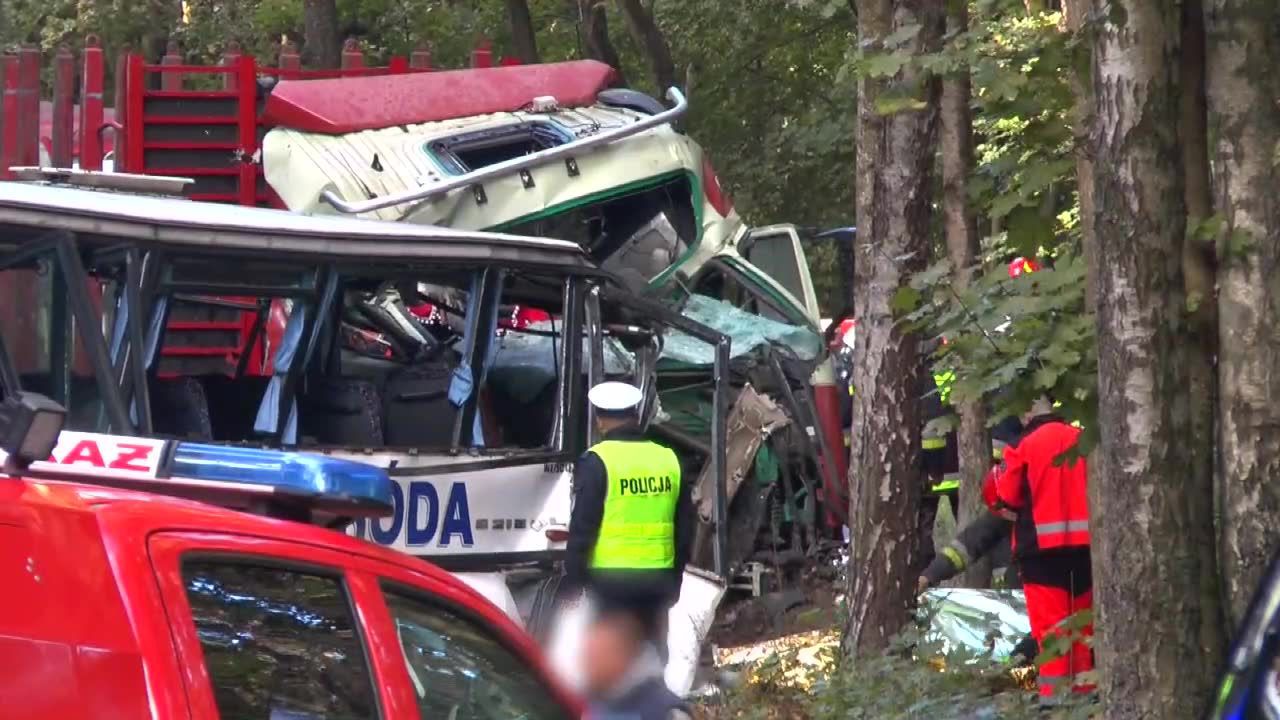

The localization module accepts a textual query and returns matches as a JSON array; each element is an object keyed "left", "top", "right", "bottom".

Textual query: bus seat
[
  {"left": 298, "top": 377, "right": 384, "bottom": 446},
  {"left": 382, "top": 361, "right": 457, "bottom": 448},
  {"left": 148, "top": 377, "right": 213, "bottom": 440},
  {"left": 202, "top": 375, "right": 272, "bottom": 442}
]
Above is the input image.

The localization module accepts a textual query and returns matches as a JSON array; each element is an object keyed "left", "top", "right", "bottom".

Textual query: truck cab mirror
[{"left": 0, "top": 392, "right": 67, "bottom": 470}]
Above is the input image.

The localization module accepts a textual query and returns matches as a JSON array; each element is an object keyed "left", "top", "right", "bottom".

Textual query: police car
[{"left": 0, "top": 390, "right": 580, "bottom": 719}]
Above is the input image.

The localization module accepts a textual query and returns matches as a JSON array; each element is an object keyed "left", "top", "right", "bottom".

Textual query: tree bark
[
  {"left": 1062, "top": 0, "right": 1096, "bottom": 313},
  {"left": 1180, "top": 0, "right": 1227, "bottom": 671},
  {"left": 1205, "top": 0, "right": 1280, "bottom": 627},
  {"left": 505, "top": 0, "right": 540, "bottom": 64},
  {"left": 843, "top": 0, "right": 942, "bottom": 656},
  {"left": 302, "top": 0, "right": 342, "bottom": 69},
  {"left": 940, "top": 0, "right": 991, "bottom": 589},
  {"left": 1091, "top": 0, "right": 1222, "bottom": 715},
  {"left": 617, "top": 0, "right": 677, "bottom": 93},
  {"left": 576, "top": 0, "right": 625, "bottom": 81}
]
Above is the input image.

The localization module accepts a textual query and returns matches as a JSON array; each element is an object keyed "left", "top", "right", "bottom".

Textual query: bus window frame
[{"left": 0, "top": 230, "right": 134, "bottom": 434}]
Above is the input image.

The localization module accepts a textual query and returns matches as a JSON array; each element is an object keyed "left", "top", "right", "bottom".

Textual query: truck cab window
[
  {"left": 691, "top": 263, "right": 790, "bottom": 324},
  {"left": 182, "top": 560, "right": 380, "bottom": 720},
  {"left": 383, "top": 584, "right": 567, "bottom": 720},
  {"left": 743, "top": 230, "right": 809, "bottom": 314}
]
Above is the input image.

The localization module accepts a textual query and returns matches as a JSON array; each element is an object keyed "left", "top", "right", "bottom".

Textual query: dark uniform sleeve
[
  {"left": 673, "top": 464, "right": 695, "bottom": 575},
  {"left": 922, "top": 511, "right": 1013, "bottom": 586},
  {"left": 565, "top": 452, "right": 607, "bottom": 588}
]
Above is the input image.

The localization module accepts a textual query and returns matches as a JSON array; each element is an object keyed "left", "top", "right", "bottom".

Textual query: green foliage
[
  {"left": 905, "top": 248, "right": 1097, "bottom": 437},
  {"left": 858, "top": 3, "right": 1099, "bottom": 434},
  {"left": 654, "top": 0, "right": 857, "bottom": 313}
]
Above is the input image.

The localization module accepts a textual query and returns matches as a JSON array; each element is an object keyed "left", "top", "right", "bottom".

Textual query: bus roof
[{"left": 0, "top": 181, "right": 590, "bottom": 268}]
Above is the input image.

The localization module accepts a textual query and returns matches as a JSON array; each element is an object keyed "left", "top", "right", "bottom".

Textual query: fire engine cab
[{"left": 0, "top": 398, "right": 580, "bottom": 720}]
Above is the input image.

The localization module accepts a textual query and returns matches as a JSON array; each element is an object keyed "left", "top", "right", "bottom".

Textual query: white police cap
[{"left": 588, "top": 381, "right": 643, "bottom": 412}]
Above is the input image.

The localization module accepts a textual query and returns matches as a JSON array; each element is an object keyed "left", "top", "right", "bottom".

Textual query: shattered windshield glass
[{"left": 660, "top": 294, "right": 822, "bottom": 365}]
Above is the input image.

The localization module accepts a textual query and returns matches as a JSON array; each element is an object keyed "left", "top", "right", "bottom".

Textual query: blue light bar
[{"left": 169, "top": 443, "right": 394, "bottom": 517}]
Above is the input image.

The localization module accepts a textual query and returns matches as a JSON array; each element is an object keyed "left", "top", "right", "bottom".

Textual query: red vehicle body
[{"left": 0, "top": 472, "right": 581, "bottom": 720}]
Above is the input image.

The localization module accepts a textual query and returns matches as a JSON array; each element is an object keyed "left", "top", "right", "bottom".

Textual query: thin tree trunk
[
  {"left": 939, "top": 0, "right": 991, "bottom": 589},
  {"left": 302, "top": 0, "right": 342, "bottom": 69},
  {"left": 576, "top": 0, "right": 625, "bottom": 81},
  {"left": 1091, "top": 0, "right": 1220, "bottom": 715},
  {"left": 1062, "top": 0, "right": 1095, "bottom": 312},
  {"left": 843, "top": 0, "right": 942, "bottom": 656},
  {"left": 1205, "top": 0, "right": 1280, "bottom": 627},
  {"left": 617, "top": 0, "right": 677, "bottom": 92},
  {"left": 505, "top": 0, "right": 540, "bottom": 64},
  {"left": 1180, "top": 0, "right": 1226, "bottom": 672}
]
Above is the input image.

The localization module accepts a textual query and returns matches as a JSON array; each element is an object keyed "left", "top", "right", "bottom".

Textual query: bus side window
[{"left": 0, "top": 259, "right": 111, "bottom": 431}]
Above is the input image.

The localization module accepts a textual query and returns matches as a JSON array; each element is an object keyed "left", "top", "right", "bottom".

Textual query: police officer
[{"left": 565, "top": 381, "right": 694, "bottom": 657}]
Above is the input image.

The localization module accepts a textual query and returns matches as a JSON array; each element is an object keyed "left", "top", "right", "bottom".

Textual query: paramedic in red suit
[{"left": 995, "top": 397, "right": 1094, "bottom": 701}]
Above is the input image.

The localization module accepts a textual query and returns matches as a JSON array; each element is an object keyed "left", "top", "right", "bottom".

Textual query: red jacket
[{"left": 995, "top": 415, "right": 1089, "bottom": 557}]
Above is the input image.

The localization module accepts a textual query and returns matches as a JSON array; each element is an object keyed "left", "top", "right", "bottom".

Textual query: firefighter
[
  {"left": 917, "top": 443, "right": 1019, "bottom": 593},
  {"left": 994, "top": 396, "right": 1094, "bottom": 702},
  {"left": 565, "top": 381, "right": 695, "bottom": 660},
  {"left": 919, "top": 350, "right": 960, "bottom": 573}
]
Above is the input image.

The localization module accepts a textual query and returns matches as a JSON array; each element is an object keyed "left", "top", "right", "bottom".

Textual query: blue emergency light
[{"left": 169, "top": 443, "right": 394, "bottom": 519}]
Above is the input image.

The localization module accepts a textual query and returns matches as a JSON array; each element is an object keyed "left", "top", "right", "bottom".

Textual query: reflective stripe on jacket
[
  {"left": 994, "top": 415, "right": 1089, "bottom": 556},
  {"left": 589, "top": 440, "right": 682, "bottom": 570}
]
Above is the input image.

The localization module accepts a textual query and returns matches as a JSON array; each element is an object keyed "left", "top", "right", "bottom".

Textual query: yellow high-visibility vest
[{"left": 589, "top": 440, "right": 682, "bottom": 570}]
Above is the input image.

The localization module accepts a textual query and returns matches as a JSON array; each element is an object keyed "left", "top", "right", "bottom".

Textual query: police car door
[{"left": 147, "top": 532, "right": 398, "bottom": 720}]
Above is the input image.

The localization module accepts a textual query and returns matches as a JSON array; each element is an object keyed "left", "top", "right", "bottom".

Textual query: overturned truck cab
[{"left": 0, "top": 177, "right": 734, "bottom": 690}]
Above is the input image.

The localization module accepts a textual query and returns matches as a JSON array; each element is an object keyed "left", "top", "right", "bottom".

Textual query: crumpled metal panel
[
  {"left": 692, "top": 384, "right": 791, "bottom": 523},
  {"left": 919, "top": 588, "right": 1030, "bottom": 662}
]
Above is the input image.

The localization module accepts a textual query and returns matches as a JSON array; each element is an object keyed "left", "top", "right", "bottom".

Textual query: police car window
[
  {"left": 382, "top": 584, "right": 567, "bottom": 720},
  {"left": 182, "top": 561, "right": 380, "bottom": 720}
]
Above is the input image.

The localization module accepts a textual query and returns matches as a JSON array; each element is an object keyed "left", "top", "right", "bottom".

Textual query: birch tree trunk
[
  {"left": 1061, "top": 0, "right": 1096, "bottom": 312},
  {"left": 939, "top": 0, "right": 991, "bottom": 589},
  {"left": 1091, "top": 0, "right": 1222, "bottom": 714},
  {"left": 843, "top": 0, "right": 942, "bottom": 655},
  {"left": 1179, "top": 0, "right": 1226, "bottom": 669},
  {"left": 1205, "top": 0, "right": 1280, "bottom": 626}
]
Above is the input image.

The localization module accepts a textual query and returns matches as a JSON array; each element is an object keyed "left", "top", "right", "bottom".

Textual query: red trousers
[{"left": 1023, "top": 581, "right": 1095, "bottom": 698}]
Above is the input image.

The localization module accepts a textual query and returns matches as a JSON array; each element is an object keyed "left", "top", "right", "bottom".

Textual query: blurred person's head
[{"left": 580, "top": 610, "right": 646, "bottom": 698}]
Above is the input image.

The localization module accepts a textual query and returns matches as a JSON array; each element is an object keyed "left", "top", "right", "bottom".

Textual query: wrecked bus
[
  {"left": 253, "top": 61, "right": 849, "bottom": 564},
  {"left": 0, "top": 177, "right": 734, "bottom": 674},
  {"left": 20, "top": 52, "right": 844, "bottom": 621}
]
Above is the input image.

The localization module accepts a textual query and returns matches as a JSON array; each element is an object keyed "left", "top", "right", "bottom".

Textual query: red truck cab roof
[
  {"left": 264, "top": 60, "right": 619, "bottom": 134},
  {"left": 0, "top": 473, "right": 580, "bottom": 719}
]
